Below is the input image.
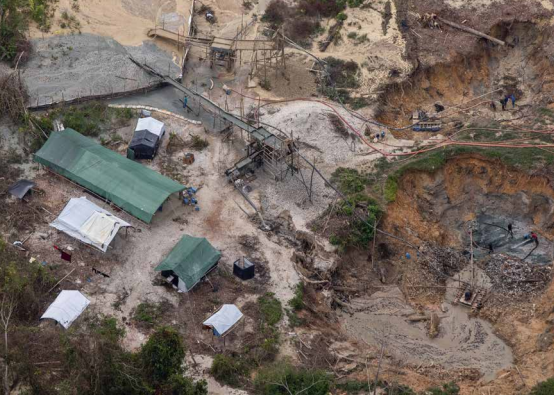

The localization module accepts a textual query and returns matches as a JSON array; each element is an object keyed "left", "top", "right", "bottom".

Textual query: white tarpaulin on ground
[
  {"left": 41, "top": 290, "right": 90, "bottom": 329},
  {"left": 136, "top": 117, "right": 165, "bottom": 137},
  {"left": 203, "top": 304, "right": 243, "bottom": 337},
  {"left": 50, "top": 197, "right": 131, "bottom": 252}
]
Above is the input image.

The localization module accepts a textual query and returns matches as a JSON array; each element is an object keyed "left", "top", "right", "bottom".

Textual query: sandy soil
[
  {"left": 29, "top": 0, "right": 193, "bottom": 46},
  {"left": 341, "top": 267, "right": 513, "bottom": 383}
]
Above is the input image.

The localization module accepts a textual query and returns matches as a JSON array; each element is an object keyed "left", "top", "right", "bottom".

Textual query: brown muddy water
[{"left": 341, "top": 267, "right": 513, "bottom": 381}]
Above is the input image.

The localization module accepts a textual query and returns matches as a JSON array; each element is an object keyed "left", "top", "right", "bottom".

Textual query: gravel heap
[
  {"left": 24, "top": 34, "right": 180, "bottom": 106},
  {"left": 483, "top": 254, "right": 552, "bottom": 297},
  {"left": 418, "top": 243, "right": 468, "bottom": 282}
]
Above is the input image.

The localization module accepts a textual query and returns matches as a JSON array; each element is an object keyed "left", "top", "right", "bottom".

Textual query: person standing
[{"left": 510, "top": 94, "right": 516, "bottom": 108}]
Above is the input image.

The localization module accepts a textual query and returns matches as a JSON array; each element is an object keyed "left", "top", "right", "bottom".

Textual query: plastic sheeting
[
  {"left": 136, "top": 117, "right": 165, "bottom": 137},
  {"left": 8, "top": 180, "right": 35, "bottom": 199},
  {"left": 50, "top": 197, "right": 130, "bottom": 252},
  {"left": 203, "top": 304, "right": 243, "bottom": 337},
  {"left": 155, "top": 235, "right": 221, "bottom": 292},
  {"left": 41, "top": 290, "right": 90, "bottom": 329},
  {"left": 34, "top": 129, "right": 185, "bottom": 223}
]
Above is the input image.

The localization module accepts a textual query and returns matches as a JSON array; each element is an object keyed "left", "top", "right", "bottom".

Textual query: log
[{"left": 437, "top": 17, "right": 505, "bottom": 46}]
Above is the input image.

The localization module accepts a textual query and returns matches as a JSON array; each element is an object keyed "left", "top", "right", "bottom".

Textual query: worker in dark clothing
[
  {"left": 464, "top": 290, "right": 472, "bottom": 302},
  {"left": 500, "top": 98, "right": 507, "bottom": 111},
  {"left": 510, "top": 94, "right": 516, "bottom": 108},
  {"left": 508, "top": 223, "right": 514, "bottom": 238},
  {"left": 488, "top": 243, "right": 494, "bottom": 254},
  {"left": 531, "top": 232, "right": 539, "bottom": 246},
  {"left": 490, "top": 101, "right": 497, "bottom": 111}
]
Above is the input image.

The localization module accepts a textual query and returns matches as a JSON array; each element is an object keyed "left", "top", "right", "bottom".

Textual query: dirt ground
[{"left": 6, "top": 0, "right": 554, "bottom": 393}]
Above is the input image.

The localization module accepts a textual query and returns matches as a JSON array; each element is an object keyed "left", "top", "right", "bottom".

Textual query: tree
[
  {"left": 0, "top": 0, "right": 28, "bottom": 61},
  {"left": 141, "top": 327, "right": 186, "bottom": 385}
]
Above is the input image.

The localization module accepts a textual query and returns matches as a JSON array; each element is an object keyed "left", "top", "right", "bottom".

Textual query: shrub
[
  {"left": 133, "top": 302, "right": 163, "bottom": 325},
  {"left": 141, "top": 327, "right": 186, "bottom": 385},
  {"left": 530, "top": 378, "right": 554, "bottom": 395},
  {"left": 262, "top": 0, "right": 289, "bottom": 26},
  {"left": 336, "top": 12, "right": 347, "bottom": 21},
  {"left": 288, "top": 283, "right": 304, "bottom": 311},
  {"left": 255, "top": 362, "right": 332, "bottom": 395},
  {"left": 331, "top": 167, "right": 368, "bottom": 195},
  {"left": 297, "top": 0, "right": 346, "bottom": 18},
  {"left": 287, "top": 17, "right": 320, "bottom": 43},
  {"left": 258, "top": 293, "right": 282, "bottom": 326},
  {"left": 191, "top": 135, "right": 209, "bottom": 150},
  {"left": 163, "top": 374, "right": 208, "bottom": 395},
  {"left": 211, "top": 354, "right": 248, "bottom": 387}
]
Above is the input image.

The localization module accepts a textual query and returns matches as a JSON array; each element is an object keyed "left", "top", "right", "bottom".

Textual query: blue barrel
[{"left": 406, "top": 252, "right": 411, "bottom": 259}]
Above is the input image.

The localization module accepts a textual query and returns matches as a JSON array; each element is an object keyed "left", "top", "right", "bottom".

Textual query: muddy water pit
[
  {"left": 341, "top": 155, "right": 554, "bottom": 380},
  {"left": 341, "top": 266, "right": 513, "bottom": 381}
]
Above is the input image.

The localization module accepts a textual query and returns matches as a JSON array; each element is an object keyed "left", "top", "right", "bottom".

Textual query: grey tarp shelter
[
  {"left": 34, "top": 129, "right": 185, "bottom": 223},
  {"left": 128, "top": 129, "right": 159, "bottom": 160},
  {"left": 40, "top": 290, "right": 90, "bottom": 329},
  {"left": 8, "top": 180, "right": 35, "bottom": 199},
  {"left": 155, "top": 235, "right": 221, "bottom": 292},
  {"left": 203, "top": 304, "right": 243, "bottom": 337}
]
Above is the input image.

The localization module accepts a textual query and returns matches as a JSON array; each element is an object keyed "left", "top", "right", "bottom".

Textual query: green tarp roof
[
  {"left": 34, "top": 129, "right": 185, "bottom": 223},
  {"left": 155, "top": 235, "right": 221, "bottom": 291}
]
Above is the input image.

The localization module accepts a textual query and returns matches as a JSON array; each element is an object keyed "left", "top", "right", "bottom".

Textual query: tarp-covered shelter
[
  {"left": 203, "top": 304, "right": 243, "bottom": 337},
  {"left": 50, "top": 197, "right": 131, "bottom": 252},
  {"left": 155, "top": 235, "right": 221, "bottom": 292},
  {"left": 136, "top": 117, "right": 165, "bottom": 138},
  {"left": 40, "top": 290, "right": 90, "bottom": 329},
  {"left": 128, "top": 129, "right": 159, "bottom": 160},
  {"left": 34, "top": 129, "right": 185, "bottom": 223},
  {"left": 8, "top": 180, "right": 35, "bottom": 199}
]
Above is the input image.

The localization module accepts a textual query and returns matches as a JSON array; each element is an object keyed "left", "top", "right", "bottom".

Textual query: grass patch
[
  {"left": 191, "top": 135, "right": 210, "bottom": 151},
  {"left": 288, "top": 283, "right": 304, "bottom": 311},
  {"left": 133, "top": 302, "right": 164, "bottom": 325},
  {"left": 211, "top": 354, "right": 249, "bottom": 387},
  {"left": 255, "top": 361, "right": 332, "bottom": 395},
  {"left": 530, "top": 377, "right": 554, "bottom": 395},
  {"left": 383, "top": 145, "right": 554, "bottom": 203},
  {"left": 259, "top": 293, "right": 282, "bottom": 326}
]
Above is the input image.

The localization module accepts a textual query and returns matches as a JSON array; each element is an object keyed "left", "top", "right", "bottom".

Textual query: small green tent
[
  {"left": 34, "top": 129, "right": 185, "bottom": 223},
  {"left": 155, "top": 235, "right": 221, "bottom": 292}
]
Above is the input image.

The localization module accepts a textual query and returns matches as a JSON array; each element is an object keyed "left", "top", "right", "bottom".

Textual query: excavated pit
[
  {"left": 376, "top": 21, "right": 554, "bottom": 127},
  {"left": 342, "top": 154, "right": 554, "bottom": 382}
]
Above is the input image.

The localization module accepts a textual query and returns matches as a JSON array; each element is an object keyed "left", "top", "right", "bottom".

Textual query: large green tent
[
  {"left": 34, "top": 129, "right": 185, "bottom": 223},
  {"left": 155, "top": 235, "right": 221, "bottom": 292}
]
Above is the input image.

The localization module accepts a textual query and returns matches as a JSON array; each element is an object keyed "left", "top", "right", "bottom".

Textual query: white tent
[
  {"left": 135, "top": 117, "right": 166, "bottom": 138},
  {"left": 203, "top": 304, "right": 243, "bottom": 337},
  {"left": 50, "top": 197, "right": 131, "bottom": 252},
  {"left": 41, "top": 290, "right": 90, "bottom": 329}
]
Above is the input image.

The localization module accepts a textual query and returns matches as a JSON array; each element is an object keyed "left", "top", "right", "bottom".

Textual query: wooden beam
[{"left": 437, "top": 17, "right": 505, "bottom": 46}]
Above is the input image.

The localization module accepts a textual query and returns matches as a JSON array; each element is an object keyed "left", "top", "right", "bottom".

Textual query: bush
[
  {"left": 133, "top": 302, "right": 163, "bottom": 325},
  {"left": 211, "top": 354, "right": 248, "bottom": 387},
  {"left": 530, "top": 378, "right": 554, "bottom": 395},
  {"left": 191, "top": 135, "right": 209, "bottom": 150},
  {"left": 331, "top": 167, "right": 368, "bottom": 195},
  {"left": 141, "top": 327, "right": 186, "bottom": 385},
  {"left": 255, "top": 362, "right": 332, "bottom": 395},
  {"left": 288, "top": 283, "right": 304, "bottom": 311},
  {"left": 336, "top": 12, "right": 347, "bottom": 21},
  {"left": 297, "top": 0, "right": 346, "bottom": 18},
  {"left": 163, "top": 374, "right": 208, "bottom": 395},
  {"left": 258, "top": 293, "right": 283, "bottom": 326},
  {"left": 262, "top": 0, "right": 289, "bottom": 26}
]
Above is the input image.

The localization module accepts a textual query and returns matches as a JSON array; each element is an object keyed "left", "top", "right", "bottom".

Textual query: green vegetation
[
  {"left": 259, "top": 292, "right": 283, "bottom": 326},
  {"left": 331, "top": 167, "right": 369, "bottom": 195},
  {"left": 0, "top": 238, "right": 206, "bottom": 394},
  {"left": 255, "top": 361, "right": 332, "bottom": 395},
  {"left": 347, "top": 0, "right": 365, "bottom": 7},
  {"left": 211, "top": 354, "right": 249, "bottom": 387},
  {"left": 288, "top": 283, "right": 304, "bottom": 311},
  {"left": 321, "top": 57, "right": 360, "bottom": 104},
  {"left": 260, "top": 78, "right": 272, "bottom": 91},
  {"left": 60, "top": 9, "right": 81, "bottom": 31},
  {"left": 27, "top": 102, "right": 134, "bottom": 148},
  {"left": 530, "top": 377, "right": 554, "bottom": 395},
  {"left": 326, "top": 168, "right": 382, "bottom": 251},
  {"left": 191, "top": 135, "right": 210, "bottom": 150},
  {"left": 426, "top": 382, "right": 460, "bottom": 395},
  {"left": 133, "top": 301, "right": 164, "bottom": 325},
  {"left": 336, "top": 11, "right": 347, "bottom": 21},
  {"left": 383, "top": 145, "right": 554, "bottom": 203},
  {"left": 210, "top": 294, "right": 283, "bottom": 387}
]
